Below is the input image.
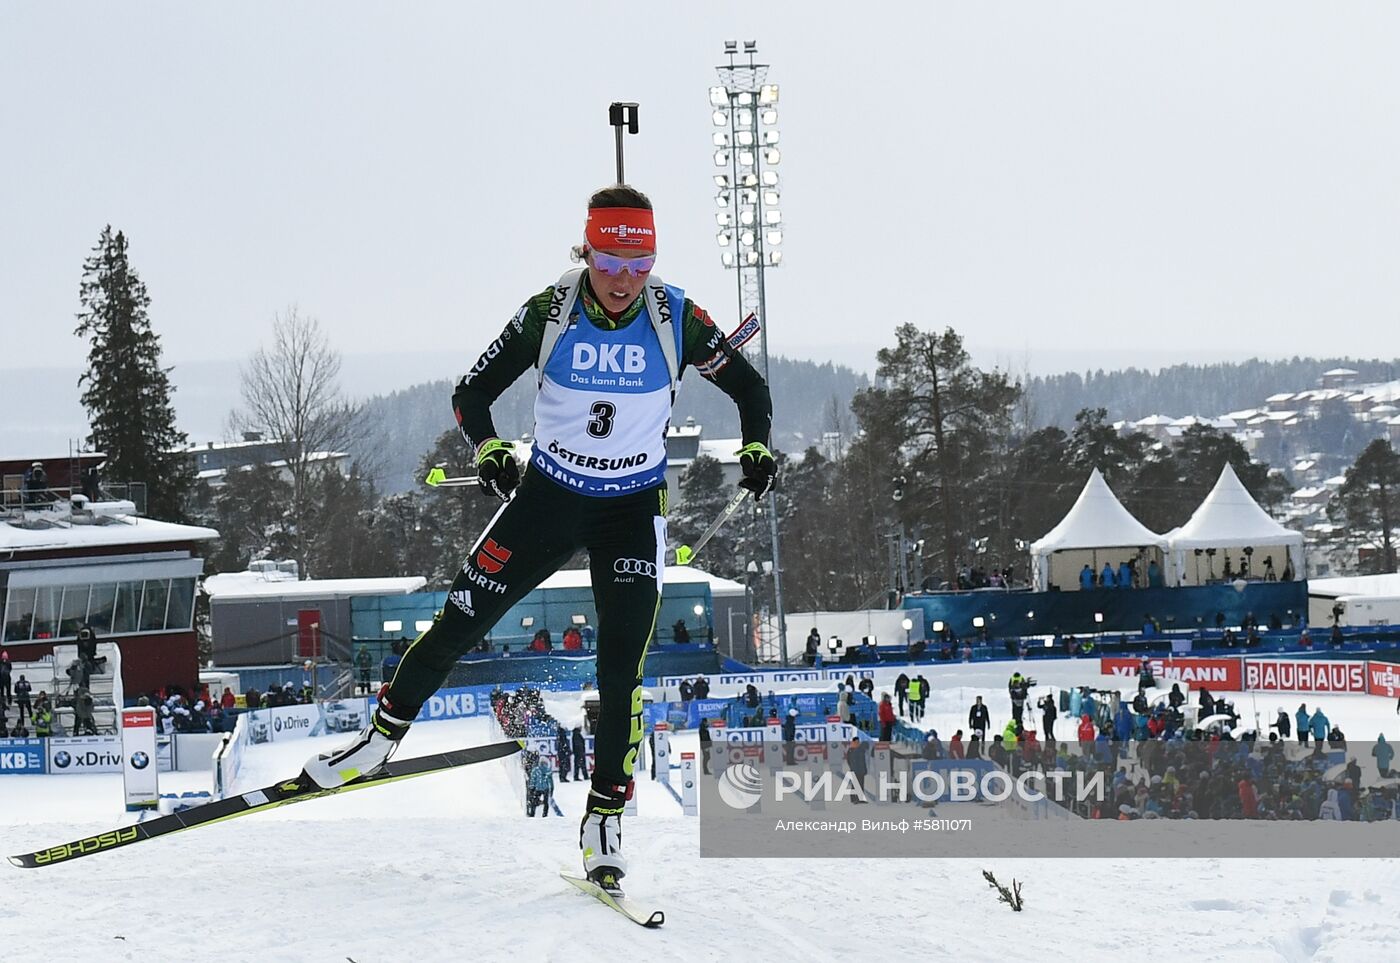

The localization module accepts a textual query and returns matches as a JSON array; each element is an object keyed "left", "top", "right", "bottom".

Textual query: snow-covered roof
[
  {"left": 204, "top": 570, "right": 427, "bottom": 600},
  {"left": 1031, "top": 469, "right": 1166, "bottom": 553},
  {"left": 1309, "top": 573, "right": 1400, "bottom": 599},
  {"left": 0, "top": 505, "right": 218, "bottom": 554},
  {"left": 1225, "top": 409, "right": 1260, "bottom": 421},
  {"left": 1322, "top": 368, "right": 1359, "bottom": 377},
  {"left": 1265, "top": 392, "right": 1296, "bottom": 404},
  {"left": 696, "top": 439, "right": 743, "bottom": 464},
  {"left": 1291, "top": 487, "right": 1328, "bottom": 501},
  {"left": 538, "top": 565, "right": 747, "bottom": 597},
  {"left": 1168, "top": 464, "right": 1303, "bottom": 549},
  {"left": 1133, "top": 414, "right": 1175, "bottom": 427}
]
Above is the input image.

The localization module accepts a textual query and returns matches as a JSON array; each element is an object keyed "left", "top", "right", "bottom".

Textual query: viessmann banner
[{"left": 1100, "top": 656, "right": 1245, "bottom": 691}]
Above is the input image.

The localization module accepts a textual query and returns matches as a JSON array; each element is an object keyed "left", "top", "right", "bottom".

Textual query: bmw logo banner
[{"left": 120, "top": 706, "right": 160, "bottom": 811}]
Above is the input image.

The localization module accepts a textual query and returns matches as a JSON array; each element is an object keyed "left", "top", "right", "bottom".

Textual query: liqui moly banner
[
  {"left": 121, "top": 707, "right": 159, "bottom": 811},
  {"left": 1100, "top": 657, "right": 1243, "bottom": 691},
  {"left": 1244, "top": 660, "right": 1368, "bottom": 693},
  {"left": 1367, "top": 662, "right": 1400, "bottom": 699}
]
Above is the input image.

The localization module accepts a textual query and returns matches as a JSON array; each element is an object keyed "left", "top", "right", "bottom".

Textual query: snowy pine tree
[{"left": 74, "top": 226, "right": 193, "bottom": 520}]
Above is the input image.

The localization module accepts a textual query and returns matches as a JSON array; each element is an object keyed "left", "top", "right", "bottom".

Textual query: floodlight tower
[{"left": 709, "top": 40, "right": 788, "bottom": 664}]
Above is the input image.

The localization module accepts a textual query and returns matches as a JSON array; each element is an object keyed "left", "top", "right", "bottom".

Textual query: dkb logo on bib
[{"left": 572, "top": 343, "right": 645, "bottom": 374}]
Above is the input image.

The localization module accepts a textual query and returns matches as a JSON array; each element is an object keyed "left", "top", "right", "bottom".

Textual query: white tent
[
  {"left": 1167, "top": 464, "right": 1304, "bottom": 586},
  {"left": 1029, "top": 469, "right": 1170, "bottom": 591}
]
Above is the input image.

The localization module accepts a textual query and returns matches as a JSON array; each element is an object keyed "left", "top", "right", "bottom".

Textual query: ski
[
  {"left": 561, "top": 871, "right": 665, "bottom": 928},
  {"left": 9, "top": 740, "right": 522, "bottom": 869}
]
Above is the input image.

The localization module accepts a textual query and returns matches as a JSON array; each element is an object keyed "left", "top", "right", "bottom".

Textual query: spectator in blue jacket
[
  {"left": 1309, "top": 708, "right": 1330, "bottom": 743},
  {"left": 1118, "top": 561, "right": 1132, "bottom": 588},
  {"left": 1100, "top": 563, "right": 1116, "bottom": 588},
  {"left": 1080, "top": 564, "right": 1095, "bottom": 590},
  {"left": 1295, "top": 704, "right": 1311, "bottom": 746},
  {"left": 526, "top": 756, "right": 554, "bottom": 817},
  {"left": 1373, "top": 733, "right": 1394, "bottom": 778}
]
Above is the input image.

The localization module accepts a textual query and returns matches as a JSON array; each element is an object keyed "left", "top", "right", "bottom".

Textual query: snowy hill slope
[{"left": 1, "top": 708, "right": 1398, "bottom": 961}]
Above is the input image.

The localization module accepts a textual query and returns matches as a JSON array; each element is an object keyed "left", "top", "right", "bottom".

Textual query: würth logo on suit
[{"left": 475, "top": 538, "right": 513, "bottom": 574}]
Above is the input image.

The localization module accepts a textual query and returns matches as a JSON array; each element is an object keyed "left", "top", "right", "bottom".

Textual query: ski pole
[
  {"left": 608, "top": 102, "right": 639, "bottom": 184},
  {"left": 675, "top": 488, "right": 749, "bottom": 566},
  {"left": 424, "top": 467, "right": 477, "bottom": 488}
]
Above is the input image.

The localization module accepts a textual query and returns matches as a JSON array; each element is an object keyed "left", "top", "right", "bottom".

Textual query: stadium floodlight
[
  {"left": 932, "top": 621, "right": 945, "bottom": 632},
  {"left": 520, "top": 616, "right": 535, "bottom": 628},
  {"left": 901, "top": 618, "right": 913, "bottom": 632},
  {"left": 571, "top": 614, "right": 587, "bottom": 626},
  {"left": 714, "top": 173, "right": 731, "bottom": 188},
  {"left": 415, "top": 620, "right": 434, "bottom": 632},
  {"left": 713, "top": 131, "right": 730, "bottom": 147},
  {"left": 710, "top": 40, "right": 788, "bottom": 665},
  {"left": 693, "top": 604, "right": 705, "bottom": 617},
  {"left": 382, "top": 620, "right": 403, "bottom": 633},
  {"left": 716, "top": 211, "right": 733, "bottom": 227}
]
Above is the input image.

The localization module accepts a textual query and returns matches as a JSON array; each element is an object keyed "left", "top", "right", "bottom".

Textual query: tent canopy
[
  {"left": 1167, "top": 464, "right": 1304, "bottom": 586},
  {"left": 1031, "top": 469, "right": 1167, "bottom": 554},
  {"left": 1168, "top": 464, "right": 1302, "bottom": 549},
  {"left": 1029, "top": 469, "right": 1168, "bottom": 591}
]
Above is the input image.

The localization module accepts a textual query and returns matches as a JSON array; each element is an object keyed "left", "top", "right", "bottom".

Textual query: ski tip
[
  {"left": 643, "top": 910, "right": 665, "bottom": 928},
  {"left": 8, "top": 856, "right": 30, "bottom": 869}
]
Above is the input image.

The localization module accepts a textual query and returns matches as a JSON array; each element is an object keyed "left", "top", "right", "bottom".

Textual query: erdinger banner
[
  {"left": 1100, "top": 657, "right": 1243, "bottom": 691},
  {"left": 121, "top": 707, "right": 159, "bottom": 811},
  {"left": 1245, "top": 660, "right": 1367, "bottom": 693},
  {"left": 1367, "top": 662, "right": 1400, "bottom": 698}
]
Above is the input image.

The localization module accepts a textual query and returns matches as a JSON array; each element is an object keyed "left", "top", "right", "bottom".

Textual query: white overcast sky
[{"left": 3, "top": 1, "right": 1399, "bottom": 383}]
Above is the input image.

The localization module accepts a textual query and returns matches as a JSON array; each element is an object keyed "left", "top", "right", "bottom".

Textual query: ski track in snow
[{"left": 2, "top": 671, "right": 1398, "bottom": 962}]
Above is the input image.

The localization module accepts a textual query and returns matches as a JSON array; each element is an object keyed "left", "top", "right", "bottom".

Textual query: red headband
[{"left": 586, "top": 206, "right": 656, "bottom": 253}]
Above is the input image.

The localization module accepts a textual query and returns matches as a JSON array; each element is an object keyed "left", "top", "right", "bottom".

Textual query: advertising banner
[
  {"left": 370, "top": 686, "right": 500, "bottom": 723},
  {"left": 1100, "top": 656, "right": 1243, "bottom": 691},
  {"left": 48, "top": 735, "right": 123, "bottom": 774},
  {"left": 121, "top": 707, "right": 159, "bottom": 810},
  {"left": 1245, "top": 660, "right": 1368, "bottom": 694},
  {"left": 246, "top": 699, "right": 369, "bottom": 744},
  {"left": 0, "top": 737, "right": 48, "bottom": 775},
  {"left": 1366, "top": 661, "right": 1400, "bottom": 699}
]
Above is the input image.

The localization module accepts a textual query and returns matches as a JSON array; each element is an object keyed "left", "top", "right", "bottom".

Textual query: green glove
[
  {"left": 475, "top": 438, "right": 520, "bottom": 501},
  {"left": 736, "top": 442, "right": 777, "bottom": 498}
]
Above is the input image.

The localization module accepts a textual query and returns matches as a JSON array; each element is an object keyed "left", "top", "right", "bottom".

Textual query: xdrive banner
[{"left": 699, "top": 738, "right": 1400, "bottom": 858}]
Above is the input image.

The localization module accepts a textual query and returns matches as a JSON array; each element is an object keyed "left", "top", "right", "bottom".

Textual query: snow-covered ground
[{"left": 2, "top": 663, "right": 1398, "bottom": 962}]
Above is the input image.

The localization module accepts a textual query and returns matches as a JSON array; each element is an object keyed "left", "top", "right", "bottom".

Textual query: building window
[
  {"left": 59, "top": 585, "right": 91, "bottom": 637},
  {"left": 113, "top": 581, "right": 142, "bottom": 634},
  {"left": 3, "top": 587, "right": 36, "bottom": 642},
  {"left": 166, "top": 578, "right": 195, "bottom": 630},
  {"left": 32, "top": 586, "right": 61, "bottom": 640},
  {"left": 139, "top": 580, "right": 171, "bottom": 632},
  {"left": 87, "top": 583, "right": 117, "bottom": 635}
]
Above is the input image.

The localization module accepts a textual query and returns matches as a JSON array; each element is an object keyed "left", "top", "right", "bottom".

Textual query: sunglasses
[{"left": 590, "top": 250, "right": 656, "bottom": 277}]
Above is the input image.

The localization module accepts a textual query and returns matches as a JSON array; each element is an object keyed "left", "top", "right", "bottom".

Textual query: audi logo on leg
[{"left": 614, "top": 558, "right": 658, "bottom": 578}]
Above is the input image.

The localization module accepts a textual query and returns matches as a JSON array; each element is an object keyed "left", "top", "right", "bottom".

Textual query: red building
[{"left": 1, "top": 472, "right": 217, "bottom": 697}]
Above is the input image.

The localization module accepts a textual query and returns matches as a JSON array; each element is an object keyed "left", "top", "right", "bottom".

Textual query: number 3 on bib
[{"left": 587, "top": 401, "right": 616, "bottom": 439}]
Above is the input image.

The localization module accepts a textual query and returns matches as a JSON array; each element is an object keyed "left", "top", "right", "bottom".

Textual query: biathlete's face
[{"left": 586, "top": 247, "right": 654, "bottom": 315}]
